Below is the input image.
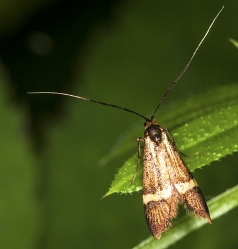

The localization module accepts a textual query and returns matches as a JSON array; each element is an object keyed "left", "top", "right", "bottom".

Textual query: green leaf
[
  {"left": 229, "top": 38, "right": 238, "bottom": 49},
  {"left": 132, "top": 184, "right": 238, "bottom": 249},
  {"left": 104, "top": 83, "right": 238, "bottom": 196}
]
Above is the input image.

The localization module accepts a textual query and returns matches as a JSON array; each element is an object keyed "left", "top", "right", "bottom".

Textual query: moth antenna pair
[{"left": 28, "top": 6, "right": 224, "bottom": 122}]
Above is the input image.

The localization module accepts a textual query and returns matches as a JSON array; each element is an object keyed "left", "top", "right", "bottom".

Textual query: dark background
[{"left": 0, "top": 0, "right": 238, "bottom": 248}]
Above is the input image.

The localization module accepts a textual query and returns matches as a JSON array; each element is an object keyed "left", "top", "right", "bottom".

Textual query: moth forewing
[{"left": 142, "top": 118, "right": 211, "bottom": 239}]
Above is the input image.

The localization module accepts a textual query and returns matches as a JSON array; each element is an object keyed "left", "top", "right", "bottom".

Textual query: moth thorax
[{"left": 146, "top": 124, "right": 162, "bottom": 143}]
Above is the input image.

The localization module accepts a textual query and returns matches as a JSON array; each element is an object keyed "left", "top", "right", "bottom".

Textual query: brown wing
[
  {"left": 142, "top": 126, "right": 211, "bottom": 239},
  {"left": 142, "top": 129, "right": 179, "bottom": 239},
  {"left": 163, "top": 129, "right": 211, "bottom": 223}
]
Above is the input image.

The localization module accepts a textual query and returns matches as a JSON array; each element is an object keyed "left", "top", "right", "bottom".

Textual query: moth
[
  {"left": 28, "top": 7, "right": 223, "bottom": 239},
  {"left": 141, "top": 119, "right": 211, "bottom": 239}
]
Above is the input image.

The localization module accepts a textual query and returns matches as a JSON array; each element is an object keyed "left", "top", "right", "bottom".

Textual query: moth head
[{"left": 146, "top": 123, "right": 162, "bottom": 143}]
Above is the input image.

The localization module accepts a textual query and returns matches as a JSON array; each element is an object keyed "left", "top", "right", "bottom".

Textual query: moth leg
[{"left": 131, "top": 137, "right": 144, "bottom": 184}]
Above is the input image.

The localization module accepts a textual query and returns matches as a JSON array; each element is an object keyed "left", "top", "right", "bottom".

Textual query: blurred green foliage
[
  {"left": 0, "top": 1, "right": 238, "bottom": 249},
  {"left": 0, "top": 70, "right": 40, "bottom": 248}
]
